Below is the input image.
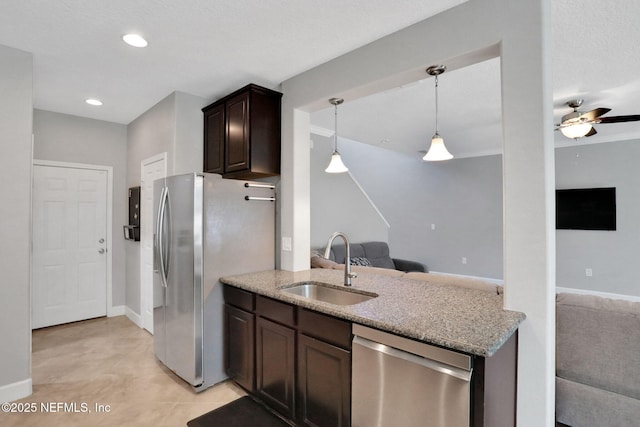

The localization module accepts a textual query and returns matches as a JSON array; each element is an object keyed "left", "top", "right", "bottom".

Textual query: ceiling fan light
[
  {"left": 560, "top": 122, "right": 592, "bottom": 139},
  {"left": 325, "top": 151, "right": 349, "bottom": 173},
  {"left": 423, "top": 134, "right": 453, "bottom": 161}
]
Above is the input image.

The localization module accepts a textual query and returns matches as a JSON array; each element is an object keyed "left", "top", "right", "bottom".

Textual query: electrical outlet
[
  {"left": 431, "top": 224, "right": 436, "bottom": 230},
  {"left": 585, "top": 268, "right": 593, "bottom": 277},
  {"left": 282, "top": 237, "right": 292, "bottom": 252},
  {"left": 462, "top": 257, "right": 467, "bottom": 265}
]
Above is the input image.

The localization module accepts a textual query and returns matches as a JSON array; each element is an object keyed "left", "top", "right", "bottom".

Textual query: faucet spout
[{"left": 324, "top": 231, "right": 357, "bottom": 286}]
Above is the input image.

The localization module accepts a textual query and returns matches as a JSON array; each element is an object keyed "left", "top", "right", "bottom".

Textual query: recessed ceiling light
[
  {"left": 122, "top": 33, "right": 148, "bottom": 48},
  {"left": 85, "top": 98, "right": 103, "bottom": 106}
]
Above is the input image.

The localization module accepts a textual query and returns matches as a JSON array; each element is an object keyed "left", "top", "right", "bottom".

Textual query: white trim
[
  {"left": 428, "top": 270, "right": 504, "bottom": 285},
  {"left": 32, "top": 159, "right": 115, "bottom": 320},
  {"left": 0, "top": 378, "right": 32, "bottom": 403},
  {"left": 310, "top": 125, "right": 334, "bottom": 138},
  {"left": 346, "top": 170, "right": 390, "bottom": 229},
  {"left": 140, "top": 152, "right": 167, "bottom": 333},
  {"left": 108, "top": 305, "right": 125, "bottom": 317},
  {"left": 556, "top": 286, "right": 640, "bottom": 303},
  {"left": 125, "top": 306, "right": 142, "bottom": 328}
]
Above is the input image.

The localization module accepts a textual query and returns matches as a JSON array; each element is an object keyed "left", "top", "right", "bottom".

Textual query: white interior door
[
  {"left": 140, "top": 154, "right": 167, "bottom": 333},
  {"left": 32, "top": 164, "right": 108, "bottom": 329}
]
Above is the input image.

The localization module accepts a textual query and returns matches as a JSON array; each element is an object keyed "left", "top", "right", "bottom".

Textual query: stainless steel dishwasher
[{"left": 352, "top": 324, "right": 473, "bottom": 427}]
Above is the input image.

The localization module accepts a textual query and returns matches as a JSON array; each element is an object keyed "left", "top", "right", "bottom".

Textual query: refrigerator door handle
[
  {"left": 153, "top": 187, "right": 165, "bottom": 274},
  {"left": 157, "top": 186, "right": 169, "bottom": 288},
  {"left": 163, "top": 188, "right": 172, "bottom": 283},
  {"left": 244, "top": 196, "right": 276, "bottom": 202}
]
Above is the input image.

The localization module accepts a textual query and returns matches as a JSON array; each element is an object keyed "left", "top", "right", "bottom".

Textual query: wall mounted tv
[{"left": 556, "top": 187, "right": 616, "bottom": 231}]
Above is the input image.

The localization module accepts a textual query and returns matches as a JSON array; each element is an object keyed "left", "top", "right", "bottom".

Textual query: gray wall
[
  {"left": 32, "top": 109, "right": 128, "bottom": 306},
  {"left": 556, "top": 140, "right": 640, "bottom": 296},
  {"left": 320, "top": 136, "right": 640, "bottom": 297},
  {"left": 325, "top": 139, "right": 504, "bottom": 278},
  {"left": 310, "top": 135, "right": 389, "bottom": 248},
  {"left": 0, "top": 45, "right": 33, "bottom": 399},
  {"left": 125, "top": 91, "right": 210, "bottom": 316}
]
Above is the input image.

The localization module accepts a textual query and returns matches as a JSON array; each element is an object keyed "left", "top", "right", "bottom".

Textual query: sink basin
[{"left": 281, "top": 282, "right": 377, "bottom": 306}]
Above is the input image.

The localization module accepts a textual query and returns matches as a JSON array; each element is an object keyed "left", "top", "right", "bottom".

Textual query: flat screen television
[{"left": 556, "top": 187, "right": 616, "bottom": 231}]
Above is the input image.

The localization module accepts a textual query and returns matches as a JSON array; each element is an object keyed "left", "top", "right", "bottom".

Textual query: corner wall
[
  {"left": 0, "top": 44, "right": 33, "bottom": 402},
  {"left": 125, "top": 91, "right": 210, "bottom": 317}
]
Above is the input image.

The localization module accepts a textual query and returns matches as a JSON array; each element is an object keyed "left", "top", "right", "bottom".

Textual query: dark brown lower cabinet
[
  {"left": 297, "top": 334, "right": 351, "bottom": 427},
  {"left": 223, "top": 304, "right": 255, "bottom": 392},
  {"left": 256, "top": 316, "right": 296, "bottom": 420},
  {"left": 223, "top": 286, "right": 516, "bottom": 426}
]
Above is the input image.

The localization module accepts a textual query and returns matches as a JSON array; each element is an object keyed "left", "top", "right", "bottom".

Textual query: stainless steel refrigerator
[{"left": 153, "top": 172, "right": 275, "bottom": 391}]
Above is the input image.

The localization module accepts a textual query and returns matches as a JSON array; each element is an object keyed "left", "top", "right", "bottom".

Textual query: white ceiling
[
  {"left": 0, "top": 0, "right": 464, "bottom": 124},
  {"left": 1, "top": 0, "right": 639, "bottom": 157}
]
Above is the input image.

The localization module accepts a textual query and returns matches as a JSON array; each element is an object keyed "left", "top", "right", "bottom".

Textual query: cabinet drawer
[
  {"left": 298, "top": 308, "right": 351, "bottom": 350},
  {"left": 223, "top": 285, "right": 255, "bottom": 312},
  {"left": 256, "top": 295, "right": 295, "bottom": 327}
]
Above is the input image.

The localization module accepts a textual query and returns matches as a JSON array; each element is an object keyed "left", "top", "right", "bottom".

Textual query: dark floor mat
[{"left": 187, "top": 396, "right": 291, "bottom": 427}]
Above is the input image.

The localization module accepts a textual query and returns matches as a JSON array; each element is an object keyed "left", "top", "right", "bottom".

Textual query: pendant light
[
  {"left": 325, "top": 98, "right": 349, "bottom": 173},
  {"left": 423, "top": 65, "right": 453, "bottom": 162}
]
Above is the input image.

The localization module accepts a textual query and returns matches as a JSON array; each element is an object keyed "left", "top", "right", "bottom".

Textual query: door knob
[
  {"left": 98, "top": 248, "right": 105, "bottom": 254},
  {"left": 99, "top": 238, "right": 105, "bottom": 243}
]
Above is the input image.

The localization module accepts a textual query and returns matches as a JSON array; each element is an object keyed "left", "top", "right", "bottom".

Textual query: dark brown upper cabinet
[{"left": 202, "top": 84, "right": 282, "bottom": 179}]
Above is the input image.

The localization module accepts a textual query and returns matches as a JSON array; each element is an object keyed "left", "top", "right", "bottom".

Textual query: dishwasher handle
[{"left": 353, "top": 335, "right": 473, "bottom": 382}]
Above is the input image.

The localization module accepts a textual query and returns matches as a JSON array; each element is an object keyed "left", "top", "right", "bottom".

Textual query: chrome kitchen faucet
[{"left": 323, "top": 231, "right": 357, "bottom": 286}]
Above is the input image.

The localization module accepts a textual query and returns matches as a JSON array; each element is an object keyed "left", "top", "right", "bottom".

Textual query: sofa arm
[{"left": 392, "top": 258, "right": 427, "bottom": 273}]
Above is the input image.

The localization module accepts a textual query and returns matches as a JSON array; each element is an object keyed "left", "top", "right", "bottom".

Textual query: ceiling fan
[{"left": 556, "top": 99, "right": 640, "bottom": 139}]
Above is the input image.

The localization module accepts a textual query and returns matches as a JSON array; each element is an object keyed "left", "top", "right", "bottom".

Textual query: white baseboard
[
  {"left": 429, "top": 270, "right": 504, "bottom": 285},
  {"left": 0, "top": 378, "right": 32, "bottom": 403},
  {"left": 125, "top": 306, "right": 142, "bottom": 328},
  {"left": 107, "top": 305, "right": 125, "bottom": 317},
  {"left": 556, "top": 286, "right": 640, "bottom": 303}
]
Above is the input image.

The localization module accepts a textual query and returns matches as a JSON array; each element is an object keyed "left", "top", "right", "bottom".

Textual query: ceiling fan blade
[
  {"left": 584, "top": 127, "right": 598, "bottom": 137},
  {"left": 598, "top": 114, "right": 640, "bottom": 123},
  {"left": 578, "top": 108, "right": 611, "bottom": 121}
]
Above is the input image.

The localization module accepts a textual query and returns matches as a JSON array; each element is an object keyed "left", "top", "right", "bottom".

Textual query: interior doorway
[{"left": 140, "top": 153, "right": 167, "bottom": 333}]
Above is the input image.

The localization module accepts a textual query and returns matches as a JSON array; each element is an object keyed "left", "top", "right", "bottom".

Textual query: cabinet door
[
  {"left": 225, "top": 91, "right": 250, "bottom": 173},
  {"left": 224, "top": 304, "right": 255, "bottom": 391},
  {"left": 256, "top": 316, "right": 296, "bottom": 419},
  {"left": 203, "top": 103, "right": 224, "bottom": 174},
  {"left": 298, "top": 334, "right": 351, "bottom": 427}
]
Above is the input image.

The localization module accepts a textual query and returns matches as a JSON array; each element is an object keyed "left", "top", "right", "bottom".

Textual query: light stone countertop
[{"left": 219, "top": 268, "right": 525, "bottom": 357}]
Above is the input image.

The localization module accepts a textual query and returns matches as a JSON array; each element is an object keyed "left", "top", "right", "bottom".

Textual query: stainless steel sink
[{"left": 281, "top": 282, "right": 377, "bottom": 306}]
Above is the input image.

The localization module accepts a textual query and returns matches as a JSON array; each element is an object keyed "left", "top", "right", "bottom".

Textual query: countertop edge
[{"left": 219, "top": 270, "right": 525, "bottom": 357}]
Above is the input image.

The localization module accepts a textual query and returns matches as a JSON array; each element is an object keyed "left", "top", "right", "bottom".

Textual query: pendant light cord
[
  {"left": 434, "top": 74, "right": 439, "bottom": 135},
  {"left": 334, "top": 102, "right": 339, "bottom": 151}
]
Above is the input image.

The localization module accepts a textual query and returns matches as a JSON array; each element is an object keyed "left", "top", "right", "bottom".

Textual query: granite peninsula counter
[{"left": 220, "top": 268, "right": 525, "bottom": 357}]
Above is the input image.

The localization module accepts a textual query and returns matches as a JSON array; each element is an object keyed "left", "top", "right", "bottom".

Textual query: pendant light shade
[
  {"left": 325, "top": 151, "right": 349, "bottom": 173},
  {"left": 423, "top": 65, "right": 453, "bottom": 162},
  {"left": 423, "top": 133, "right": 453, "bottom": 161},
  {"left": 325, "top": 97, "right": 348, "bottom": 173}
]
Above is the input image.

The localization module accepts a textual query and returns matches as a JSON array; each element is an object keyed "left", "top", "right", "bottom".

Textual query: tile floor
[{"left": 0, "top": 316, "right": 245, "bottom": 427}]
